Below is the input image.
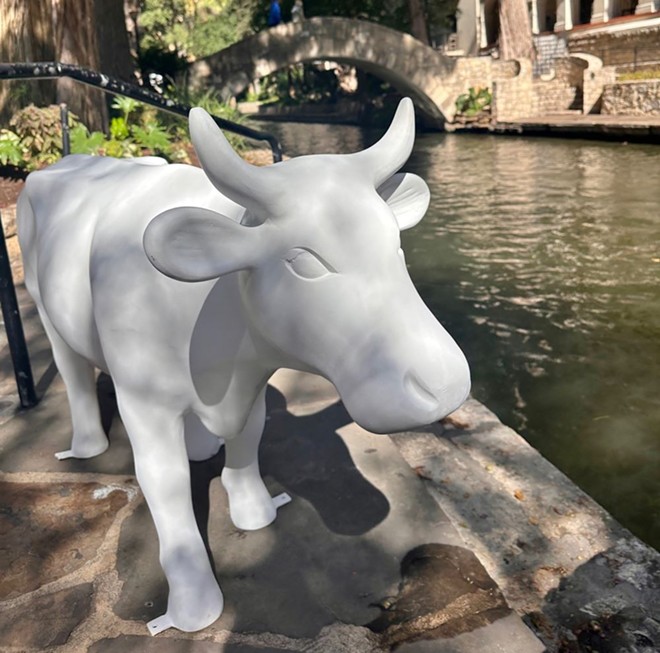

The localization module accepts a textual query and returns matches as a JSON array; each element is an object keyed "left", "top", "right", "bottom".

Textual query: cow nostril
[{"left": 404, "top": 372, "right": 438, "bottom": 408}]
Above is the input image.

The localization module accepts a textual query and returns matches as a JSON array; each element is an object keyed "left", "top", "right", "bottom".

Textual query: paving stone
[
  {"left": 0, "top": 582, "right": 93, "bottom": 649},
  {"left": 89, "top": 636, "right": 297, "bottom": 653},
  {"left": 0, "top": 480, "right": 130, "bottom": 599},
  {"left": 367, "top": 543, "right": 512, "bottom": 649},
  {"left": 113, "top": 383, "right": 465, "bottom": 640},
  {"left": 0, "top": 367, "right": 135, "bottom": 476},
  {"left": 396, "top": 613, "right": 546, "bottom": 653}
]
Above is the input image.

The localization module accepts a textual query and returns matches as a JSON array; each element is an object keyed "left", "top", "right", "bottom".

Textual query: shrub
[
  {"left": 455, "top": 87, "right": 492, "bottom": 117},
  {"left": 8, "top": 105, "right": 77, "bottom": 170}
]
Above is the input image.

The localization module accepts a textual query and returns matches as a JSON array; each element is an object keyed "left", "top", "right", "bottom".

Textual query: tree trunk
[
  {"left": 498, "top": 0, "right": 535, "bottom": 61},
  {"left": 52, "top": 0, "right": 135, "bottom": 132},
  {"left": 94, "top": 0, "right": 137, "bottom": 83},
  {"left": 407, "top": 0, "right": 430, "bottom": 45},
  {"left": 0, "top": 0, "right": 56, "bottom": 122},
  {"left": 51, "top": 0, "right": 106, "bottom": 130}
]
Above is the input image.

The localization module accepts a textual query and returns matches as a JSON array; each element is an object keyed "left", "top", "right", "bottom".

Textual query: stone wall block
[{"left": 602, "top": 80, "right": 660, "bottom": 115}]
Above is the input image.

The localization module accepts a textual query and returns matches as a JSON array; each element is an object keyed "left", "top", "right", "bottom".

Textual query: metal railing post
[
  {"left": 0, "top": 210, "right": 38, "bottom": 408},
  {"left": 60, "top": 103, "right": 70, "bottom": 156}
]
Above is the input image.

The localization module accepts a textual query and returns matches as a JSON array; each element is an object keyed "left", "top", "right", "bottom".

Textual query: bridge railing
[{"left": 0, "top": 61, "right": 283, "bottom": 409}]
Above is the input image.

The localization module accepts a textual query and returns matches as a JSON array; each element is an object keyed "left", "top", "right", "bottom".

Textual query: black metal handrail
[
  {"left": 0, "top": 61, "right": 283, "bottom": 161},
  {"left": 0, "top": 210, "right": 37, "bottom": 408}
]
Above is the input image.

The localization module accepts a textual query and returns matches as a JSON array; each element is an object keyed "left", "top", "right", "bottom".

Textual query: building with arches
[{"left": 455, "top": 0, "right": 660, "bottom": 70}]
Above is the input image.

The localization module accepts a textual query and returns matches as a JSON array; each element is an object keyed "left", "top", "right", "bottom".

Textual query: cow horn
[
  {"left": 189, "top": 108, "right": 280, "bottom": 209},
  {"left": 350, "top": 97, "right": 416, "bottom": 187}
]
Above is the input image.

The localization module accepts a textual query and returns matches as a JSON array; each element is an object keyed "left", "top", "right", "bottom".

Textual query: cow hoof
[
  {"left": 229, "top": 494, "right": 277, "bottom": 531},
  {"left": 148, "top": 586, "right": 224, "bottom": 635},
  {"left": 222, "top": 468, "right": 277, "bottom": 531},
  {"left": 55, "top": 439, "right": 109, "bottom": 460}
]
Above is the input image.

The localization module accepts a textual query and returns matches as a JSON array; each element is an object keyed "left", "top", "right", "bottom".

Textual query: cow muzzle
[{"left": 338, "top": 340, "right": 471, "bottom": 435}]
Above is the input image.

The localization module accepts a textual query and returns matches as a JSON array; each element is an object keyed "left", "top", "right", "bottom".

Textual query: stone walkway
[
  {"left": 451, "top": 113, "right": 660, "bottom": 142},
  {"left": 1, "top": 222, "right": 659, "bottom": 652}
]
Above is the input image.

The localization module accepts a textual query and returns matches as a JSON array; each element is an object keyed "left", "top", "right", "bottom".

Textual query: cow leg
[
  {"left": 116, "top": 393, "right": 223, "bottom": 634},
  {"left": 37, "top": 309, "right": 108, "bottom": 460},
  {"left": 221, "top": 387, "right": 277, "bottom": 531},
  {"left": 183, "top": 412, "right": 224, "bottom": 461}
]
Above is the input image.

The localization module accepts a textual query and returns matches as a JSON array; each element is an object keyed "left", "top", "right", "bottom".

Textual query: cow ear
[
  {"left": 378, "top": 173, "right": 430, "bottom": 231},
  {"left": 143, "top": 206, "right": 271, "bottom": 282}
]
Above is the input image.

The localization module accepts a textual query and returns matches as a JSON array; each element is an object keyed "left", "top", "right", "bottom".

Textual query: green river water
[{"left": 256, "top": 121, "right": 660, "bottom": 550}]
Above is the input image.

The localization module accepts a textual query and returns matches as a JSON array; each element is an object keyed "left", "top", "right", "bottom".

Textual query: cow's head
[{"left": 144, "top": 98, "right": 470, "bottom": 433}]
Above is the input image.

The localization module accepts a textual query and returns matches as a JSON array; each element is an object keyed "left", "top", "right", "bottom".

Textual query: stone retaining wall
[
  {"left": 602, "top": 79, "right": 660, "bottom": 115},
  {"left": 532, "top": 58, "right": 587, "bottom": 114},
  {"left": 491, "top": 58, "right": 590, "bottom": 121}
]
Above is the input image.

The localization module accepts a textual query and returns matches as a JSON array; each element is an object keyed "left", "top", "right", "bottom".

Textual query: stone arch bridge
[{"left": 186, "top": 18, "right": 468, "bottom": 124}]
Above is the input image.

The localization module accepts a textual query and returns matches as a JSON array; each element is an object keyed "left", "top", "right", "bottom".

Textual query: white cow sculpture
[{"left": 17, "top": 97, "right": 470, "bottom": 634}]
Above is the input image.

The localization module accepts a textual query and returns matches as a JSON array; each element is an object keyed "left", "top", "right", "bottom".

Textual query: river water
[{"left": 254, "top": 120, "right": 660, "bottom": 550}]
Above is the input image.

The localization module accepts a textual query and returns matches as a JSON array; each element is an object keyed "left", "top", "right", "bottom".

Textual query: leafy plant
[
  {"left": 455, "top": 86, "right": 492, "bottom": 117},
  {"left": 0, "top": 129, "right": 25, "bottom": 167},
  {"left": 132, "top": 123, "right": 172, "bottom": 153},
  {"left": 69, "top": 125, "right": 106, "bottom": 155},
  {"left": 170, "top": 87, "right": 247, "bottom": 152},
  {"left": 109, "top": 116, "right": 131, "bottom": 141},
  {"left": 9, "top": 104, "right": 77, "bottom": 170}
]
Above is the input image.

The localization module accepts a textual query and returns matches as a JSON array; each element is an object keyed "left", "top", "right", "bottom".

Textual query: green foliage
[
  {"left": 69, "top": 97, "right": 177, "bottom": 158},
  {"left": 69, "top": 125, "right": 106, "bottom": 155},
  {"left": 455, "top": 86, "right": 492, "bottom": 116},
  {"left": 171, "top": 87, "right": 248, "bottom": 152},
  {"left": 617, "top": 67, "right": 660, "bottom": 81},
  {"left": 9, "top": 105, "right": 75, "bottom": 170},
  {"left": 138, "top": 0, "right": 256, "bottom": 62},
  {"left": 132, "top": 123, "right": 173, "bottom": 152},
  {"left": 110, "top": 117, "right": 131, "bottom": 141},
  {"left": 2, "top": 97, "right": 188, "bottom": 168},
  {"left": 0, "top": 130, "right": 25, "bottom": 167}
]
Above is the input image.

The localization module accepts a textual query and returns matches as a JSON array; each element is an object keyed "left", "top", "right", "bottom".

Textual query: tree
[
  {"left": 52, "top": 0, "right": 136, "bottom": 131},
  {"left": 0, "top": 1, "right": 56, "bottom": 123},
  {"left": 138, "top": 0, "right": 257, "bottom": 61},
  {"left": 407, "top": 0, "right": 430, "bottom": 44},
  {"left": 1, "top": 0, "right": 135, "bottom": 131},
  {"left": 498, "top": 0, "right": 535, "bottom": 61}
]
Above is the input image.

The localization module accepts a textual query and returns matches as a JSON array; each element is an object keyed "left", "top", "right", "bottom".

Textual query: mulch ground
[{"left": 0, "top": 167, "right": 26, "bottom": 210}]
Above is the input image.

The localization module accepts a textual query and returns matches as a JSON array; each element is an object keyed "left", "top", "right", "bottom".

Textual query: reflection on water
[{"left": 256, "top": 121, "right": 660, "bottom": 549}]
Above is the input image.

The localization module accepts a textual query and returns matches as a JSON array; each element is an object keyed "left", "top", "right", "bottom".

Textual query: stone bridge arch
[{"left": 186, "top": 17, "right": 462, "bottom": 124}]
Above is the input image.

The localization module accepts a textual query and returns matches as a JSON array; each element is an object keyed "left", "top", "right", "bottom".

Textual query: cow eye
[{"left": 284, "top": 248, "right": 335, "bottom": 280}]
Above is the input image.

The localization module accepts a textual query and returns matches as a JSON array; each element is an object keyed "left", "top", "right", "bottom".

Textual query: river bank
[
  {"left": 239, "top": 100, "right": 660, "bottom": 143},
  {"left": 448, "top": 113, "right": 660, "bottom": 144}
]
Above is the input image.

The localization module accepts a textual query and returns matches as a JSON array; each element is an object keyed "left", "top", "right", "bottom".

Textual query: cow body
[{"left": 17, "top": 99, "right": 470, "bottom": 634}]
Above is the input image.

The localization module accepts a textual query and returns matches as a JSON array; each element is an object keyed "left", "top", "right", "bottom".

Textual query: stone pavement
[
  {"left": 0, "top": 283, "right": 547, "bottom": 652},
  {"left": 1, "top": 282, "right": 659, "bottom": 652}
]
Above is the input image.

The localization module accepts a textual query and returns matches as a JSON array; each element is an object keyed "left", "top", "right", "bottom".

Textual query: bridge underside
[{"left": 186, "top": 18, "right": 461, "bottom": 125}]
